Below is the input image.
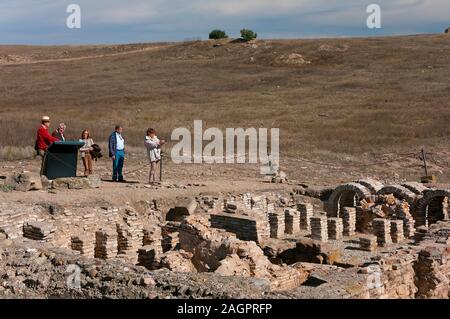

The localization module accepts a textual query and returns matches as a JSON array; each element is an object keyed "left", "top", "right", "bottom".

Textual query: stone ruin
[{"left": 0, "top": 177, "right": 449, "bottom": 299}]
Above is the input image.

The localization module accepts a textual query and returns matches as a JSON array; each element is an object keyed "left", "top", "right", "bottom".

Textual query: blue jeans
[{"left": 112, "top": 150, "right": 124, "bottom": 181}]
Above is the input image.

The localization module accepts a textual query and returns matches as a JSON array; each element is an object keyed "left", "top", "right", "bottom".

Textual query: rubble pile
[
  {"left": 197, "top": 195, "right": 220, "bottom": 213},
  {"left": 358, "top": 195, "right": 415, "bottom": 235},
  {"left": 178, "top": 215, "right": 308, "bottom": 291},
  {"left": 159, "top": 250, "right": 197, "bottom": 273},
  {"left": 414, "top": 244, "right": 449, "bottom": 298},
  {"left": 4, "top": 172, "right": 42, "bottom": 192},
  {"left": 0, "top": 245, "right": 275, "bottom": 299}
]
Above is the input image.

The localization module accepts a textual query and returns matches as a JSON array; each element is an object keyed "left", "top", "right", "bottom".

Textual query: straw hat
[{"left": 41, "top": 116, "right": 50, "bottom": 123}]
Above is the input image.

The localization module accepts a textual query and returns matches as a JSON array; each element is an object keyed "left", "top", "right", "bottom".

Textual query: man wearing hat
[{"left": 36, "top": 116, "right": 60, "bottom": 174}]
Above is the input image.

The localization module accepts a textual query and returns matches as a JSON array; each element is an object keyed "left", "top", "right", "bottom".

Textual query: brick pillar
[
  {"left": 284, "top": 209, "right": 300, "bottom": 235},
  {"left": 342, "top": 207, "right": 356, "bottom": 237},
  {"left": 372, "top": 219, "right": 392, "bottom": 247},
  {"left": 359, "top": 234, "right": 377, "bottom": 252},
  {"left": 390, "top": 220, "right": 404, "bottom": 243},
  {"left": 138, "top": 245, "right": 162, "bottom": 270},
  {"left": 298, "top": 203, "right": 313, "bottom": 232},
  {"left": 269, "top": 211, "right": 285, "bottom": 239},
  {"left": 327, "top": 217, "right": 343, "bottom": 240},
  {"left": 95, "top": 229, "right": 118, "bottom": 260},
  {"left": 310, "top": 216, "right": 328, "bottom": 242},
  {"left": 71, "top": 233, "right": 95, "bottom": 257},
  {"left": 403, "top": 217, "right": 416, "bottom": 239}
]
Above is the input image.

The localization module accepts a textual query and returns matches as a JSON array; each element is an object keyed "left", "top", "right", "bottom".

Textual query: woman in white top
[
  {"left": 145, "top": 128, "right": 165, "bottom": 185},
  {"left": 79, "top": 129, "right": 95, "bottom": 176}
]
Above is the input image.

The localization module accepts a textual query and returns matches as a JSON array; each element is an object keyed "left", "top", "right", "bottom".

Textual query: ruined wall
[
  {"left": 0, "top": 244, "right": 278, "bottom": 299},
  {"left": 368, "top": 250, "right": 418, "bottom": 299},
  {"left": 414, "top": 244, "right": 450, "bottom": 298},
  {"left": 1, "top": 185, "right": 449, "bottom": 299},
  {"left": 178, "top": 215, "right": 309, "bottom": 291},
  {"left": 210, "top": 213, "right": 270, "bottom": 243},
  {"left": 354, "top": 232, "right": 450, "bottom": 299}
]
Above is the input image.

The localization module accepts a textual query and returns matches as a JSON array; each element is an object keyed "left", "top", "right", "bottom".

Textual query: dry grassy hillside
[{"left": 1, "top": 34, "right": 449, "bottom": 163}]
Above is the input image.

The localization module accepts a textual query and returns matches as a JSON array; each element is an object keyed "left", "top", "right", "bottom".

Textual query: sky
[{"left": 0, "top": 0, "right": 449, "bottom": 44}]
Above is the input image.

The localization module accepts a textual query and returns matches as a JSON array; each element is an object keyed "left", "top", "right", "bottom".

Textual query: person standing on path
[
  {"left": 79, "top": 129, "right": 95, "bottom": 176},
  {"left": 144, "top": 128, "right": 165, "bottom": 185},
  {"left": 108, "top": 125, "right": 125, "bottom": 182}
]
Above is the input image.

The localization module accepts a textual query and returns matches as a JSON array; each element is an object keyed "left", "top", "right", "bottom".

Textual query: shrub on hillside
[
  {"left": 209, "top": 29, "right": 228, "bottom": 40},
  {"left": 240, "top": 29, "right": 257, "bottom": 41}
]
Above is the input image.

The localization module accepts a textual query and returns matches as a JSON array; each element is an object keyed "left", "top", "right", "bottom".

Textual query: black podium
[{"left": 42, "top": 141, "right": 85, "bottom": 180}]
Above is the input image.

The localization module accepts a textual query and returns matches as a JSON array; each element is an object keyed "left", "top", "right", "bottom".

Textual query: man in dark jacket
[
  {"left": 108, "top": 125, "right": 125, "bottom": 182},
  {"left": 52, "top": 123, "right": 66, "bottom": 141}
]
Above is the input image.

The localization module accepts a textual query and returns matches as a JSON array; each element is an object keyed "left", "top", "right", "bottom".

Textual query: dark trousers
[{"left": 112, "top": 150, "right": 124, "bottom": 181}]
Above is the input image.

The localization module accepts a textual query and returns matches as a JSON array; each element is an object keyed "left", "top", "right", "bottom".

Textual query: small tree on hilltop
[
  {"left": 209, "top": 29, "right": 228, "bottom": 40},
  {"left": 240, "top": 29, "right": 257, "bottom": 41}
]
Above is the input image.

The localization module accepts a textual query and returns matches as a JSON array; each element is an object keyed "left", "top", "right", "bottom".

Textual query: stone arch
[
  {"left": 355, "top": 178, "right": 384, "bottom": 194},
  {"left": 327, "top": 183, "right": 371, "bottom": 218},
  {"left": 401, "top": 182, "right": 428, "bottom": 196},
  {"left": 377, "top": 185, "right": 418, "bottom": 208},
  {"left": 414, "top": 189, "right": 450, "bottom": 227}
]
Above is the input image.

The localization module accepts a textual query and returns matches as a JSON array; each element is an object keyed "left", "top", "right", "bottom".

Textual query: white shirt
[
  {"left": 145, "top": 136, "right": 161, "bottom": 162},
  {"left": 116, "top": 133, "right": 125, "bottom": 150},
  {"left": 79, "top": 138, "right": 94, "bottom": 158}
]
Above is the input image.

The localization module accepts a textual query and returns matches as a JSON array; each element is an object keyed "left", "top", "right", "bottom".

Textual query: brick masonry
[{"left": 210, "top": 213, "right": 270, "bottom": 243}]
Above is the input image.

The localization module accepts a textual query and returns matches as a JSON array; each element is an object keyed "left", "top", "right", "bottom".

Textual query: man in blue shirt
[{"left": 108, "top": 125, "right": 125, "bottom": 182}]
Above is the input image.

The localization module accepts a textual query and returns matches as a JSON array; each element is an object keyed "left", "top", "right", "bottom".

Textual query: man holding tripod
[{"left": 145, "top": 128, "right": 166, "bottom": 185}]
